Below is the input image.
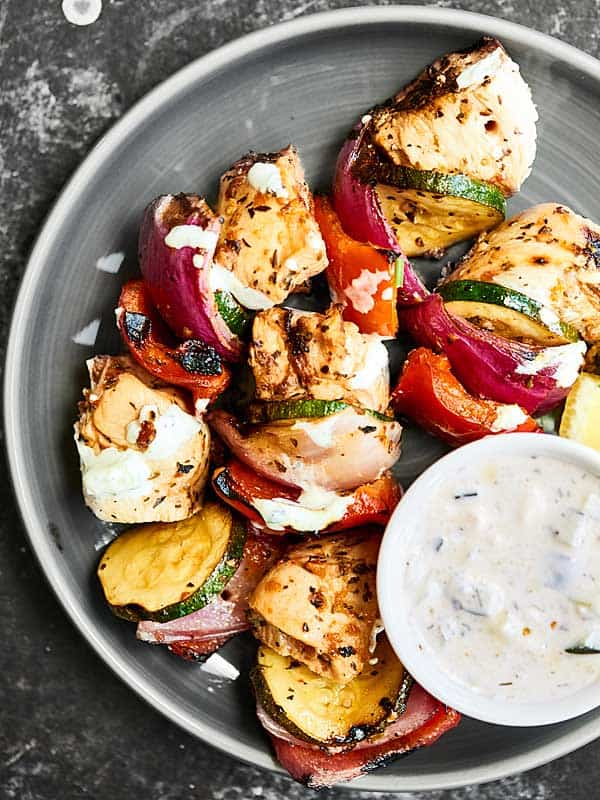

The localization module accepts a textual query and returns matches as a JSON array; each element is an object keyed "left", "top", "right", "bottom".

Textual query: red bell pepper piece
[
  {"left": 212, "top": 458, "right": 401, "bottom": 534},
  {"left": 117, "top": 279, "right": 231, "bottom": 401},
  {"left": 314, "top": 195, "right": 399, "bottom": 337},
  {"left": 392, "top": 347, "right": 540, "bottom": 447}
]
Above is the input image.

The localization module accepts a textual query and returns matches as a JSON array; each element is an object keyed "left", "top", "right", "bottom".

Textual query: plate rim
[{"left": 6, "top": 5, "right": 600, "bottom": 792}]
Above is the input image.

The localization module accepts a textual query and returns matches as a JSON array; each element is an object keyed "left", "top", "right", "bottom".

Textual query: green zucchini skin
[
  {"left": 251, "top": 648, "right": 414, "bottom": 747},
  {"left": 437, "top": 280, "right": 580, "bottom": 344},
  {"left": 247, "top": 399, "right": 394, "bottom": 424},
  {"left": 110, "top": 515, "right": 247, "bottom": 623},
  {"left": 374, "top": 165, "right": 507, "bottom": 216},
  {"left": 214, "top": 289, "right": 253, "bottom": 337}
]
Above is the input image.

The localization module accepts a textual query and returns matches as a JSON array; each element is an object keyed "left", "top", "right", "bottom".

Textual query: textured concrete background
[{"left": 2, "top": 1, "right": 600, "bottom": 798}]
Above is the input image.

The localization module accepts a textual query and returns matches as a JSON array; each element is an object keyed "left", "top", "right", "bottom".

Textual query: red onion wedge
[
  {"left": 208, "top": 407, "right": 402, "bottom": 493},
  {"left": 400, "top": 294, "right": 586, "bottom": 415},
  {"left": 332, "top": 121, "right": 428, "bottom": 305},
  {"left": 139, "top": 194, "right": 244, "bottom": 361}
]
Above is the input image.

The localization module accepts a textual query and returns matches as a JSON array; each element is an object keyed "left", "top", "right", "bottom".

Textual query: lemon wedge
[{"left": 559, "top": 373, "right": 600, "bottom": 451}]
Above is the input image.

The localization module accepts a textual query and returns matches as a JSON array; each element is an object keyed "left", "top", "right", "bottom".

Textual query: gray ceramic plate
[{"left": 6, "top": 6, "right": 600, "bottom": 792}]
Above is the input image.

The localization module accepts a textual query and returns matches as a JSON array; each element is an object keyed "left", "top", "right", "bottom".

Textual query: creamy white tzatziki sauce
[{"left": 405, "top": 453, "right": 600, "bottom": 702}]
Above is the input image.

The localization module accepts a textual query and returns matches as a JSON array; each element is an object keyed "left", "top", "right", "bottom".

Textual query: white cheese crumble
[
  {"left": 344, "top": 269, "right": 391, "bottom": 314},
  {"left": 76, "top": 404, "right": 201, "bottom": 498},
  {"left": 201, "top": 653, "right": 240, "bottom": 680},
  {"left": 253, "top": 485, "right": 353, "bottom": 532},
  {"left": 208, "top": 261, "right": 274, "bottom": 311},
  {"left": 247, "top": 162, "right": 288, "bottom": 198},
  {"left": 146, "top": 404, "right": 202, "bottom": 460},
  {"left": 76, "top": 442, "right": 151, "bottom": 498},
  {"left": 126, "top": 404, "right": 159, "bottom": 444},
  {"left": 96, "top": 252, "right": 125, "bottom": 274},
  {"left": 164, "top": 225, "right": 219, "bottom": 252},
  {"left": 72, "top": 318, "right": 101, "bottom": 347},
  {"left": 194, "top": 397, "right": 210, "bottom": 416},
  {"left": 490, "top": 404, "right": 528, "bottom": 432},
  {"left": 514, "top": 341, "right": 586, "bottom": 388},
  {"left": 456, "top": 48, "right": 504, "bottom": 90}
]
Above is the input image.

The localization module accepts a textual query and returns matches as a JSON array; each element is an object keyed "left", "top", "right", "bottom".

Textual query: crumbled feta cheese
[
  {"left": 515, "top": 341, "right": 586, "bottom": 388},
  {"left": 126, "top": 404, "right": 159, "bottom": 444},
  {"left": 96, "top": 252, "right": 124, "bottom": 274},
  {"left": 253, "top": 484, "right": 353, "bottom": 532},
  {"left": 208, "top": 261, "right": 274, "bottom": 310},
  {"left": 146, "top": 404, "right": 202, "bottom": 460},
  {"left": 77, "top": 403, "right": 201, "bottom": 498},
  {"left": 344, "top": 270, "right": 390, "bottom": 314},
  {"left": 165, "top": 225, "right": 218, "bottom": 251},
  {"left": 201, "top": 653, "right": 240, "bottom": 680},
  {"left": 76, "top": 442, "right": 151, "bottom": 498},
  {"left": 247, "top": 162, "right": 288, "bottom": 198},
  {"left": 490, "top": 404, "right": 528, "bottom": 432}
]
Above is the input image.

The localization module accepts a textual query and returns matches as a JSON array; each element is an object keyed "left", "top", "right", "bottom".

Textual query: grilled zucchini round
[
  {"left": 98, "top": 502, "right": 246, "bottom": 623},
  {"left": 251, "top": 636, "right": 412, "bottom": 746},
  {"left": 437, "top": 280, "right": 580, "bottom": 346},
  {"left": 375, "top": 170, "right": 505, "bottom": 257}
]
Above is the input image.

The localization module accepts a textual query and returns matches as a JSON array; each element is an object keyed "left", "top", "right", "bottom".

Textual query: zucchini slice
[
  {"left": 252, "top": 636, "right": 412, "bottom": 746},
  {"left": 375, "top": 172, "right": 505, "bottom": 258},
  {"left": 214, "top": 289, "right": 253, "bottom": 338},
  {"left": 98, "top": 502, "right": 246, "bottom": 623},
  {"left": 437, "top": 280, "right": 580, "bottom": 346},
  {"left": 375, "top": 166, "right": 507, "bottom": 216},
  {"left": 247, "top": 399, "right": 393, "bottom": 424}
]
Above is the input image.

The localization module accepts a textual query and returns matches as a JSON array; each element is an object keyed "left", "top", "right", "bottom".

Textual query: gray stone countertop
[{"left": 2, "top": 1, "right": 600, "bottom": 798}]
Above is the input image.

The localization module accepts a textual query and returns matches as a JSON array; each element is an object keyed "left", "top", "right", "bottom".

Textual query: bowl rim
[
  {"left": 6, "top": 5, "right": 600, "bottom": 792},
  {"left": 378, "top": 432, "right": 600, "bottom": 728}
]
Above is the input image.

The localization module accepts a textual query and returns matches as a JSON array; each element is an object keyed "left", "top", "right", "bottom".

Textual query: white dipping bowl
[{"left": 378, "top": 432, "right": 600, "bottom": 727}]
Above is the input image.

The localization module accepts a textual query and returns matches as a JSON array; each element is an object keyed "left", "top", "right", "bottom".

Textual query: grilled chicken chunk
[
  {"left": 248, "top": 529, "right": 381, "bottom": 684},
  {"left": 214, "top": 146, "right": 328, "bottom": 308},
  {"left": 444, "top": 203, "right": 600, "bottom": 342},
  {"left": 249, "top": 306, "right": 391, "bottom": 413},
  {"left": 75, "top": 355, "right": 210, "bottom": 523},
  {"left": 372, "top": 37, "right": 537, "bottom": 196}
]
